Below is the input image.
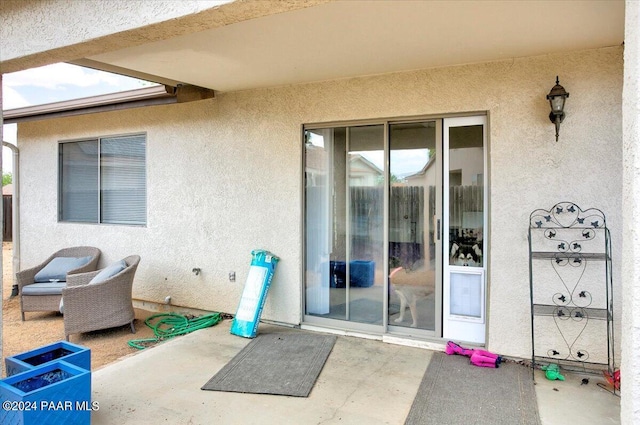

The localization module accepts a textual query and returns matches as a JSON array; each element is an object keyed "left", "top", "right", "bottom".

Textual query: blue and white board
[{"left": 230, "top": 250, "right": 280, "bottom": 338}]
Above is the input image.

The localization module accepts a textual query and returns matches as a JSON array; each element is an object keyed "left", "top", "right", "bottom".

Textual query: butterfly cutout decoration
[{"left": 568, "top": 206, "right": 576, "bottom": 213}]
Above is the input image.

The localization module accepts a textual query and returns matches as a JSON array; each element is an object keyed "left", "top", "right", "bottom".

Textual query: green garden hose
[{"left": 128, "top": 312, "right": 223, "bottom": 350}]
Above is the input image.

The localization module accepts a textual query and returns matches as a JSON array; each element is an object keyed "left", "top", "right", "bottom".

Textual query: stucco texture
[
  {"left": 16, "top": 47, "right": 622, "bottom": 358},
  {"left": 622, "top": 1, "right": 640, "bottom": 423}
]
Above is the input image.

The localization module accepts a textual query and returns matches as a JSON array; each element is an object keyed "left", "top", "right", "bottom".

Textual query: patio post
[{"left": 1, "top": 72, "right": 4, "bottom": 364}]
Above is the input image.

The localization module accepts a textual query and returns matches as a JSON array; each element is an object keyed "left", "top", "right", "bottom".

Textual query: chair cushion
[
  {"left": 89, "top": 260, "right": 127, "bottom": 284},
  {"left": 34, "top": 256, "right": 92, "bottom": 282},
  {"left": 60, "top": 260, "right": 127, "bottom": 314},
  {"left": 22, "top": 281, "right": 66, "bottom": 296}
]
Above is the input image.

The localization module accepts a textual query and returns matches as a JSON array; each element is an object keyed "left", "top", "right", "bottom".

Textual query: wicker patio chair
[
  {"left": 18, "top": 246, "right": 101, "bottom": 321},
  {"left": 62, "top": 255, "right": 140, "bottom": 341}
]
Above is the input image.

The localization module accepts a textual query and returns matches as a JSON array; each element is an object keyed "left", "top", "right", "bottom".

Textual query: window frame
[{"left": 58, "top": 132, "right": 148, "bottom": 226}]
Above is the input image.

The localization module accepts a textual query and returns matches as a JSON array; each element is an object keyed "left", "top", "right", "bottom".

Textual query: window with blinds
[{"left": 59, "top": 134, "right": 146, "bottom": 225}]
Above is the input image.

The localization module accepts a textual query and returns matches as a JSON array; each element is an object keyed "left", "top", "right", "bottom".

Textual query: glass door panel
[
  {"left": 443, "top": 116, "right": 487, "bottom": 343},
  {"left": 304, "top": 128, "right": 337, "bottom": 316},
  {"left": 304, "top": 125, "right": 384, "bottom": 326},
  {"left": 388, "top": 122, "right": 438, "bottom": 331},
  {"left": 346, "top": 125, "right": 384, "bottom": 324}
]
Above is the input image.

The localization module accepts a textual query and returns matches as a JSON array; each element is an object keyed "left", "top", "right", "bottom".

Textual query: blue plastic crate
[
  {"left": 349, "top": 260, "right": 375, "bottom": 287},
  {"left": 5, "top": 341, "right": 90, "bottom": 377},
  {"left": 0, "top": 360, "right": 92, "bottom": 425},
  {"left": 330, "top": 260, "right": 375, "bottom": 288}
]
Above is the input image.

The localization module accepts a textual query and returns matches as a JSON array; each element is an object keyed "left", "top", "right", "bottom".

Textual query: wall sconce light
[{"left": 546, "top": 76, "right": 570, "bottom": 141}]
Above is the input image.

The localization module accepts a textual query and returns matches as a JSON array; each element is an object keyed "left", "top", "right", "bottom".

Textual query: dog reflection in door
[{"left": 390, "top": 257, "right": 435, "bottom": 328}]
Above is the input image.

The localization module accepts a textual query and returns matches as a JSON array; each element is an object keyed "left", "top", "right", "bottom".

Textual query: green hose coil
[{"left": 128, "top": 312, "right": 223, "bottom": 350}]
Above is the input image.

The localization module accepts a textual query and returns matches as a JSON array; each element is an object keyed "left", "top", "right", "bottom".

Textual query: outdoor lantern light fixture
[{"left": 547, "top": 76, "right": 570, "bottom": 141}]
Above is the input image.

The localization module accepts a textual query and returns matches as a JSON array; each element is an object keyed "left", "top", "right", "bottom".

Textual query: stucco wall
[
  {"left": 17, "top": 47, "right": 623, "bottom": 357},
  {"left": 622, "top": 1, "right": 640, "bottom": 423}
]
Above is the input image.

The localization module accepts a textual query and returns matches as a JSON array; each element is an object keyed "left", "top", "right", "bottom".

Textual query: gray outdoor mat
[
  {"left": 405, "top": 351, "right": 541, "bottom": 425},
  {"left": 201, "top": 332, "right": 336, "bottom": 397}
]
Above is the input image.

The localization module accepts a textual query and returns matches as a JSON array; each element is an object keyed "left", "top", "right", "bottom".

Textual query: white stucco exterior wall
[
  {"left": 487, "top": 49, "right": 623, "bottom": 359},
  {"left": 622, "top": 1, "right": 640, "bottom": 423},
  {"left": 16, "top": 47, "right": 623, "bottom": 358}
]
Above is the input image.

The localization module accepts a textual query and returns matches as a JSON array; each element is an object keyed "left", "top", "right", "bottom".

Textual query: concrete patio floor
[{"left": 91, "top": 320, "right": 620, "bottom": 424}]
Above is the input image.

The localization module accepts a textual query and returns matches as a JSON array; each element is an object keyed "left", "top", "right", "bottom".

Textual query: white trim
[
  {"left": 382, "top": 335, "right": 446, "bottom": 351},
  {"left": 442, "top": 115, "right": 487, "bottom": 344},
  {"left": 300, "top": 324, "right": 383, "bottom": 341}
]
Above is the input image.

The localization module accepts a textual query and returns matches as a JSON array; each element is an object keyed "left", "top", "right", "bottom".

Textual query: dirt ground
[{"left": 1, "top": 242, "right": 159, "bottom": 377}]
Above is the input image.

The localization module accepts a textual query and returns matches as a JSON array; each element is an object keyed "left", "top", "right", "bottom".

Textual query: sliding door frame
[{"left": 301, "top": 112, "right": 488, "bottom": 342}]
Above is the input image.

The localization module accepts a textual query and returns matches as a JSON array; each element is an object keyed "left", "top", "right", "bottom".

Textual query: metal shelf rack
[{"left": 528, "top": 202, "right": 615, "bottom": 389}]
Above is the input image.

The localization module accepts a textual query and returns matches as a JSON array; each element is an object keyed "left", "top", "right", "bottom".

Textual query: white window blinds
[
  {"left": 59, "top": 140, "right": 99, "bottom": 223},
  {"left": 59, "top": 134, "right": 146, "bottom": 225},
  {"left": 100, "top": 135, "right": 146, "bottom": 225}
]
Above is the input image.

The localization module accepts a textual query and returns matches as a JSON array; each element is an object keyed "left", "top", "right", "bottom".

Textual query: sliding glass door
[
  {"left": 388, "top": 121, "right": 441, "bottom": 334},
  {"left": 304, "top": 125, "right": 384, "bottom": 330},
  {"left": 304, "top": 116, "right": 486, "bottom": 342}
]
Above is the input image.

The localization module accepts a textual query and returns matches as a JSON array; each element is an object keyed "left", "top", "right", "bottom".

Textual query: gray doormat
[
  {"left": 201, "top": 332, "right": 336, "bottom": 397},
  {"left": 405, "top": 352, "right": 541, "bottom": 425}
]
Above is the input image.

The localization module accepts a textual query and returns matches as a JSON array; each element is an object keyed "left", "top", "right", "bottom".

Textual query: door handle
[{"left": 437, "top": 219, "right": 441, "bottom": 240}]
